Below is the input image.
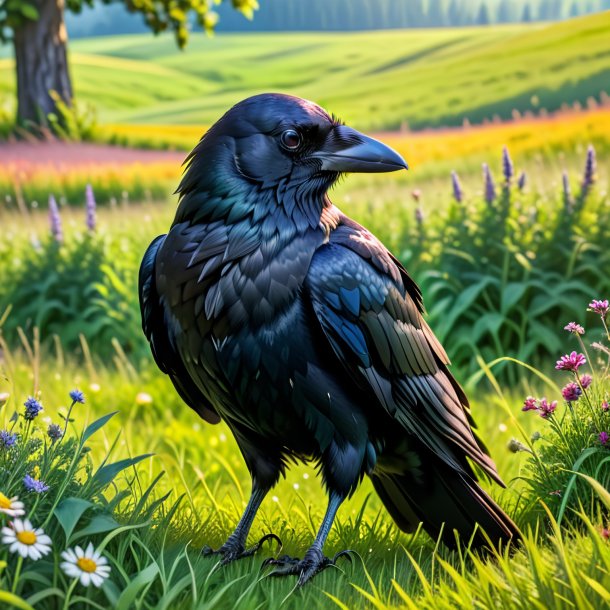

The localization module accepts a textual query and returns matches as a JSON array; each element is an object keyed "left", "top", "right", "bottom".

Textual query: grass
[{"left": 2, "top": 13, "right": 610, "bottom": 133}]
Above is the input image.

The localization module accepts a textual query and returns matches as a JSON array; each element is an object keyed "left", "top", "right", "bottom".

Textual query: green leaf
[
  {"left": 92, "top": 454, "right": 153, "bottom": 487},
  {"left": 54, "top": 497, "right": 93, "bottom": 542},
  {"left": 70, "top": 513, "right": 120, "bottom": 543},
  {"left": 81, "top": 411, "right": 118, "bottom": 445},
  {"left": 114, "top": 562, "right": 160, "bottom": 610},
  {"left": 19, "top": 2, "right": 38, "bottom": 20},
  {"left": 501, "top": 282, "right": 528, "bottom": 314},
  {"left": 0, "top": 591, "right": 35, "bottom": 610}
]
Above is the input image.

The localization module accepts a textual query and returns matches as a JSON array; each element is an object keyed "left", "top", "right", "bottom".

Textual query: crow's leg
[
  {"left": 202, "top": 484, "right": 281, "bottom": 563},
  {"left": 264, "top": 491, "right": 352, "bottom": 585}
]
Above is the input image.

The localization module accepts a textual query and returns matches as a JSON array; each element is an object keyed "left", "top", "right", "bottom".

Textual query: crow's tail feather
[{"left": 371, "top": 466, "right": 521, "bottom": 550}]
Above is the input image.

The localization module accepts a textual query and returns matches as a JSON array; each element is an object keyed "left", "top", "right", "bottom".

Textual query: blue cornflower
[
  {"left": 69, "top": 389, "right": 85, "bottom": 404},
  {"left": 23, "top": 474, "right": 50, "bottom": 494},
  {"left": 23, "top": 397, "right": 43, "bottom": 421},
  {"left": 47, "top": 423, "right": 63, "bottom": 443},
  {"left": 0, "top": 430, "right": 17, "bottom": 449}
]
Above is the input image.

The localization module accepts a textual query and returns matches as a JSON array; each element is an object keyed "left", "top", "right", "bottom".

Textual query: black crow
[{"left": 139, "top": 93, "right": 520, "bottom": 585}]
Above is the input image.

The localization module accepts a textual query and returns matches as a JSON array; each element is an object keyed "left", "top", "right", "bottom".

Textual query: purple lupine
[
  {"left": 561, "top": 382, "right": 582, "bottom": 402},
  {"left": 562, "top": 171, "right": 572, "bottom": 212},
  {"left": 538, "top": 398, "right": 557, "bottom": 419},
  {"left": 502, "top": 146, "right": 514, "bottom": 184},
  {"left": 483, "top": 163, "right": 495, "bottom": 203},
  {"left": 581, "top": 144, "right": 596, "bottom": 195},
  {"left": 555, "top": 351, "right": 586, "bottom": 372},
  {"left": 517, "top": 171, "right": 526, "bottom": 191},
  {"left": 85, "top": 184, "right": 97, "bottom": 232},
  {"left": 580, "top": 374, "right": 593, "bottom": 390},
  {"left": 48, "top": 195, "right": 63, "bottom": 243},
  {"left": 451, "top": 171, "right": 463, "bottom": 203},
  {"left": 564, "top": 322, "right": 585, "bottom": 335}
]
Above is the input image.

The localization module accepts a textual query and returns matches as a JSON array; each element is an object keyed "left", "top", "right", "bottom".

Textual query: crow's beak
[{"left": 313, "top": 125, "right": 408, "bottom": 173}]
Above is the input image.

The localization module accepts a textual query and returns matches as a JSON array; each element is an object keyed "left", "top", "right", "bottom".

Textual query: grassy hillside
[{"left": 1, "top": 12, "right": 609, "bottom": 131}]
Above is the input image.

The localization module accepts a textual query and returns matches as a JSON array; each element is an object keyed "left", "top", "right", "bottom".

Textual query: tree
[
  {"left": 0, "top": 0, "right": 258, "bottom": 130},
  {"left": 476, "top": 2, "right": 490, "bottom": 25}
]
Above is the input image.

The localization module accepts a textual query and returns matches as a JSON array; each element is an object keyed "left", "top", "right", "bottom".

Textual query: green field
[{"left": 2, "top": 12, "right": 610, "bottom": 130}]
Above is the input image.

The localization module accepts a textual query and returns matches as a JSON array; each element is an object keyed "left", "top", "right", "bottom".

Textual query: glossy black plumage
[{"left": 139, "top": 94, "right": 520, "bottom": 583}]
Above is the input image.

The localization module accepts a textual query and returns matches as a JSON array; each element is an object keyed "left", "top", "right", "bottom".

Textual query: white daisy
[
  {"left": 61, "top": 542, "right": 111, "bottom": 587},
  {"left": 0, "top": 492, "right": 25, "bottom": 517},
  {"left": 1, "top": 518, "right": 52, "bottom": 559}
]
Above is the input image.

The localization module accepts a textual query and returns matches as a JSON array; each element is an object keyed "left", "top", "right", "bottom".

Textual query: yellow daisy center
[
  {"left": 76, "top": 557, "right": 98, "bottom": 573},
  {"left": 16, "top": 530, "right": 37, "bottom": 545},
  {"left": 0, "top": 492, "right": 11, "bottom": 509}
]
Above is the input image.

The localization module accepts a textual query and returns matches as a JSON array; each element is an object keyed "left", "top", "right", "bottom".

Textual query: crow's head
[{"left": 176, "top": 94, "right": 407, "bottom": 223}]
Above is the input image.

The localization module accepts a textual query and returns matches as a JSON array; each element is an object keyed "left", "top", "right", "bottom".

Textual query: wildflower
[
  {"left": 48, "top": 194, "right": 63, "bottom": 243},
  {"left": 23, "top": 397, "right": 43, "bottom": 421},
  {"left": 507, "top": 438, "right": 532, "bottom": 453},
  {"left": 1, "top": 519, "right": 52, "bottom": 560},
  {"left": 601, "top": 527, "right": 610, "bottom": 540},
  {"left": 580, "top": 374, "right": 593, "bottom": 390},
  {"left": 411, "top": 189, "right": 422, "bottom": 202},
  {"left": 602, "top": 401, "right": 609, "bottom": 412},
  {"left": 69, "top": 389, "right": 85, "bottom": 404},
  {"left": 562, "top": 171, "right": 572, "bottom": 211},
  {"left": 47, "top": 424, "right": 63, "bottom": 443},
  {"left": 588, "top": 299, "right": 609, "bottom": 317},
  {"left": 415, "top": 206, "right": 424, "bottom": 226},
  {"left": 538, "top": 398, "right": 557, "bottom": 418},
  {"left": 135, "top": 392, "right": 153, "bottom": 406},
  {"left": 0, "top": 430, "right": 17, "bottom": 450},
  {"left": 85, "top": 184, "right": 97, "bottom": 232},
  {"left": 502, "top": 146, "right": 514, "bottom": 184},
  {"left": 23, "top": 474, "right": 49, "bottom": 494},
  {"left": 564, "top": 322, "right": 585, "bottom": 335},
  {"left": 530, "top": 431, "right": 542, "bottom": 443},
  {"left": 522, "top": 396, "right": 538, "bottom": 412},
  {"left": 0, "top": 392, "right": 9, "bottom": 407},
  {"left": 451, "top": 170, "right": 463, "bottom": 203},
  {"left": 61, "top": 542, "right": 111, "bottom": 587},
  {"left": 581, "top": 144, "right": 596, "bottom": 194},
  {"left": 517, "top": 171, "right": 526, "bottom": 191},
  {"left": 561, "top": 382, "right": 581, "bottom": 402},
  {"left": 600, "top": 432, "right": 609, "bottom": 446},
  {"left": 483, "top": 163, "right": 496, "bottom": 203},
  {"left": 555, "top": 351, "right": 586, "bottom": 372},
  {"left": 0, "top": 493, "right": 25, "bottom": 517}
]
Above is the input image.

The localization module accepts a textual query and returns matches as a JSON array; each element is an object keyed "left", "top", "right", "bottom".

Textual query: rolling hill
[{"left": 0, "top": 11, "right": 609, "bottom": 131}]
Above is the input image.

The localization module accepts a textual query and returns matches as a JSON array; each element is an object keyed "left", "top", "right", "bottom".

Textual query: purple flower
[
  {"left": 588, "top": 299, "right": 609, "bottom": 317},
  {"left": 415, "top": 207, "right": 424, "bottom": 226},
  {"left": 517, "top": 171, "right": 526, "bottom": 191},
  {"left": 602, "top": 401, "right": 609, "bottom": 412},
  {"left": 48, "top": 195, "right": 63, "bottom": 243},
  {"left": 522, "top": 396, "right": 538, "bottom": 412},
  {"left": 23, "top": 474, "right": 49, "bottom": 494},
  {"left": 47, "top": 424, "right": 63, "bottom": 443},
  {"left": 85, "top": 184, "right": 97, "bottom": 232},
  {"left": 599, "top": 431, "right": 609, "bottom": 446},
  {"left": 561, "top": 382, "right": 582, "bottom": 402},
  {"left": 562, "top": 171, "right": 572, "bottom": 212},
  {"left": 0, "top": 430, "right": 17, "bottom": 449},
  {"left": 23, "top": 397, "right": 43, "bottom": 421},
  {"left": 483, "top": 163, "right": 496, "bottom": 203},
  {"left": 69, "top": 389, "right": 85, "bottom": 404},
  {"left": 564, "top": 322, "right": 585, "bottom": 335},
  {"left": 502, "top": 146, "right": 514, "bottom": 184},
  {"left": 581, "top": 144, "right": 596, "bottom": 194},
  {"left": 451, "top": 171, "right": 463, "bottom": 203},
  {"left": 539, "top": 398, "right": 557, "bottom": 418},
  {"left": 580, "top": 374, "right": 593, "bottom": 390},
  {"left": 555, "top": 351, "right": 586, "bottom": 372}
]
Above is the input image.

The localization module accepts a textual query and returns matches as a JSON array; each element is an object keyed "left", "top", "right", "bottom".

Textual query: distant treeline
[{"left": 67, "top": 0, "right": 609, "bottom": 38}]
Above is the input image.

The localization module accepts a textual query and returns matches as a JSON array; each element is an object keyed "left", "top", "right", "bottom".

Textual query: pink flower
[
  {"left": 600, "top": 431, "right": 609, "bottom": 446},
  {"left": 539, "top": 398, "right": 557, "bottom": 418},
  {"left": 564, "top": 322, "right": 585, "bottom": 335},
  {"left": 580, "top": 374, "right": 593, "bottom": 389},
  {"left": 602, "top": 401, "right": 609, "bottom": 412},
  {"left": 555, "top": 351, "right": 586, "bottom": 372},
  {"left": 561, "top": 382, "right": 581, "bottom": 402},
  {"left": 588, "top": 299, "right": 609, "bottom": 317},
  {"left": 601, "top": 527, "right": 610, "bottom": 540},
  {"left": 522, "top": 396, "right": 538, "bottom": 412}
]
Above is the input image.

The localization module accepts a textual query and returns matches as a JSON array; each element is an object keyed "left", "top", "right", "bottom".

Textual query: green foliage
[{"left": 46, "top": 91, "right": 99, "bottom": 142}]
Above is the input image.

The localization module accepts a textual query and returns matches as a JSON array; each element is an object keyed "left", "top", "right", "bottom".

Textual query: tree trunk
[{"left": 12, "top": 0, "right": 73, "bottom": 127}]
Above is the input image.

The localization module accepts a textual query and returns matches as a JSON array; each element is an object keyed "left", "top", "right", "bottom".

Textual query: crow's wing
[
  {"left": 305, "top": 214, "right": 502, "bottom": 484},
  {"left": 139, "top": 235, "right": 220, "bottom": 424}
]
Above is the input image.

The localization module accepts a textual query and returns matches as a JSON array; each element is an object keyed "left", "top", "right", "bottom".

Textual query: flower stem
[
  {"left": 62, "top": 578, "right": 78, "bottom": 610},
  {"left": 11, "top": 556, "right": 23, "bottom": 594}
]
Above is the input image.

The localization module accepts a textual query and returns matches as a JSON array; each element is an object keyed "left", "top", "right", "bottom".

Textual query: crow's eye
[{"left": 280, "top": 129, "right": 301, "bottom": 151}]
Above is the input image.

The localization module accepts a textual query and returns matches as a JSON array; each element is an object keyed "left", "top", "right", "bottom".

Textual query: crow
[{"left": 139, "top": 93, "right": 520, "bottom": 585}]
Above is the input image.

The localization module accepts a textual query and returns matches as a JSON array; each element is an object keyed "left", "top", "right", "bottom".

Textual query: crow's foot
[
  {"left": 262, "top": 547, "right": 354, "bottom": 586},
  {"left": 202, "top": 533, "right": 282, "bottom": 565}
]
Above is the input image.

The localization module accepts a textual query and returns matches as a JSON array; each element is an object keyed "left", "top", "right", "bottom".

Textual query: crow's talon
[
  {"left": 263, "top": 548, "right": 354, "bottom": 585},
  {"left": 202, "top": 533, "right": 282, "bottom": 564}
]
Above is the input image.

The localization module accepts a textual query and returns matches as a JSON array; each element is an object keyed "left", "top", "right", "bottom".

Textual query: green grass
[{"left": 2, "top": 13, "right": 610, "bottom": 130}]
